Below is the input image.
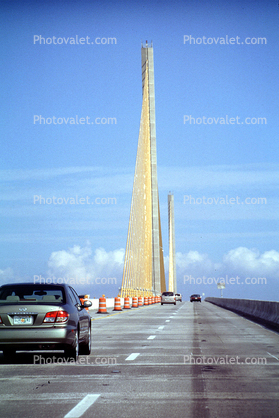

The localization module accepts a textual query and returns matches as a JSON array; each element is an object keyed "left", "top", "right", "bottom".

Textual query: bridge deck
[{"left": 1, "top": 301, "right": 279, "bottom": 417}]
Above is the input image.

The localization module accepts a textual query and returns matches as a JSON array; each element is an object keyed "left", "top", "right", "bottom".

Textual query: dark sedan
[
  {"left": 0, "top": 283, "right": 92, "bottom": 360},
  {"left": 190, "top": 294, "right": 201, "bottom": 302}
]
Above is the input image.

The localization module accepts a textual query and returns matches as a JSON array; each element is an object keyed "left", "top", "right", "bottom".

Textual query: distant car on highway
[
  {"left": 161, "top": 291, "right": 176, "bottom": 305},
  {"left": 190, "top": 294, "right": 201, "bottom": 302},
  {"left": 0, "top": 283, "right": 92, "bottom": 360},
  {"left": 175, "top": 293, "right": 182, "bottom": 302}
]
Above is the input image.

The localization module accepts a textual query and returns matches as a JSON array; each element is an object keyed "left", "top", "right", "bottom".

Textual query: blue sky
[{"left": 1, "top": 0, "right": 278, "bottom": 300}]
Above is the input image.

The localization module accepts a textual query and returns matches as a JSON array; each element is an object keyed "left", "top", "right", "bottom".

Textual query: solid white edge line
[
  {"left": 64, "top": 394, "right": 100, "bottom": 418},
  {"left": 125, "top": 353, "right": 140, "bottom": 361}
]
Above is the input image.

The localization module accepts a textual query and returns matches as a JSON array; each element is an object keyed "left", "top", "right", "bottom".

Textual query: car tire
[
  {"left": 161, "top": 303, "right": 163, "bottom": 305},
  {"left": 174, "top": 302, "right": 176, "bottom": 305},
  {"left": 79, "top": 323, "right": 91, "bottom": 355},
  {"left": 65, "top": 330, "right": 79, "bottom": 361}
]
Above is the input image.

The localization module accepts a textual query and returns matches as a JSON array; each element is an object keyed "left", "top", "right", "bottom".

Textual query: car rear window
[
  {"left": 0, "top": 285, "right": 65, "bottom": 303},
  {"left": 162, "top": 292, "right": 174, "bottom": 296}
]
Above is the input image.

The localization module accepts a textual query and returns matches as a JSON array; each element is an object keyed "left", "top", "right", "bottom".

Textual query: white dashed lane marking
[
  {"left": 125, "top": 353, "right": 140, "bottom": 361},
  {"left": 64, "top": 394, "right": 100, "bottom": 418},
  {"left": 267, "top": 352, "right": 279, "bottom": 361}
]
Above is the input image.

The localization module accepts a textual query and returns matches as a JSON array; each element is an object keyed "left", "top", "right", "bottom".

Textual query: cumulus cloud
[
  {"left": 46, "top": 243, "right": 125, "bottom": 296},
  {"left": 165, "top": 247, "right": 279, "bottom": 300},
  {"left": 175, "top": 250, "right": 221, "bottom": 276},
  {"left": 164, "top": 247, "right": 279, "bottom": 280},
  {"left": 222, "top": 247, "right": 279, "bottom": 278},
  {"left": 43, "top": 244, "right": 279, "bottom": 300}
]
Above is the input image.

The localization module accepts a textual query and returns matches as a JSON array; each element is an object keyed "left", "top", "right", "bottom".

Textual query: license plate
[{"left": 13, "top": 315, "right": 33, "bottom": 325}]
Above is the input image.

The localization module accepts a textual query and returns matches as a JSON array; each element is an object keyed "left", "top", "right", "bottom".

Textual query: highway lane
[{"left": 0, "top": 301, "right": 279, "bottom": 417}]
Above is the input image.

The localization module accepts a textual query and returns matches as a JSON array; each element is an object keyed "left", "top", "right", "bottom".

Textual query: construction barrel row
[{"left": 97, "top": 295, "right": 162, "bottom": 313}]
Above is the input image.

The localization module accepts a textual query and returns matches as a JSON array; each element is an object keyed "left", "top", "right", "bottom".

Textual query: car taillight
[
  {"left": 0, "top": 316, "right": 2, "bottom": 324},
  {"left": 43, "top": 311, "right": 69, "bottom": 323},
  {"left": 56, "top": 311, "right": 69, "bottom": 322}
]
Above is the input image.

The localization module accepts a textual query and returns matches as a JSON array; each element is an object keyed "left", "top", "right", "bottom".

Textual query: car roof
[{"left": 0, "top": 282, "right": 68, "bottom": 289}]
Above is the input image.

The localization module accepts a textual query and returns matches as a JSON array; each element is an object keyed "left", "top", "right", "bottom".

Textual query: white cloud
[
  {"left": 222, "top": 247, "right": 279, "bottom": 278},
  {"left": 47, "top": 244, "right": 125, "bottom": 284},
  {"left": 165, "top": 246, "right": 279, "bottom": 300},
  {"left": 174, "top": 250, "right": 221, "bottom": 277},
  {"left": 47, "top": 244, "right": 279, "bottom": 286},
  {"left": 1, "top": 245, "right": 278, "bottom": 300}
]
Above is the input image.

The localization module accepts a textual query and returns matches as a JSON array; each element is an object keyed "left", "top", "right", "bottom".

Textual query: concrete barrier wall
[{"left": 205, "top": 297, "right": 279, "bottom": 327}]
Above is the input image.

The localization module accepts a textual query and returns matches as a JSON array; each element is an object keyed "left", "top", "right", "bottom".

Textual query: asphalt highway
[{"left": 0, "top": 301, "right": 279, "bottom": 417}]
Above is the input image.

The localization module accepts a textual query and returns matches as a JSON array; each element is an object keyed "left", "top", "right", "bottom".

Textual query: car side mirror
[{"left": 82, "top": 300, "right": 92, "bottom": 308}]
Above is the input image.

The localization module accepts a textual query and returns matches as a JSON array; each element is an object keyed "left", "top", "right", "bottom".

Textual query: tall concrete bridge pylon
[
  {"left": 168, "top": 193, "right": 177, "bottom": 294},
  {"left": 120, "top": 42, "right": 166, "bottom": 297}
]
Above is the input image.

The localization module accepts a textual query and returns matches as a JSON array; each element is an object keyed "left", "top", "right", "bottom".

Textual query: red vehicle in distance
[{"left": 190, "top": 294, "right": 201, "bottom": 302}]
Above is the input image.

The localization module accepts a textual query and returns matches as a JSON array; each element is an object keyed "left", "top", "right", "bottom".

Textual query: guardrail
[{"left": 205, "top": 297, "right": 279, "bottom": 327}]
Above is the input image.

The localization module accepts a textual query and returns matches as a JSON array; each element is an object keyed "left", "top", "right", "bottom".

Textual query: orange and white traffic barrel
[
  {"left": 138, "top": 297, "right": 143, "bottom": 306},
  {"left": 124, "top": 296, "right": 131, "bottom": 309},
  {"left": 113, "top": 296, "right": 122, "bottom": 311},
  {"left": 144, "top": 297, "right": 149, "bottom": 305},
  {"left": 97, "top": 294, "right": 108, "bottom": 314},
  {"left": 84, "top": 294, "right": 90, "bottom": 310},
  {"left": 132, "top": 297, "right": 138, "bottom": 308},
  {"left": 148, "top": 296, "right": 152, "bottom": 305}
]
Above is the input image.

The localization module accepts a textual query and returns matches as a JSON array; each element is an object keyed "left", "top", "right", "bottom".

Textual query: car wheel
[
  {"left": 79, "top": 323, "right": 91, "bottom": 355},
  {"left": 174, "top": 302, "right": 176, "bottom": 305},
  {"left": 65, "top": 331, "right": 79, "bottom": 361},
  {"left": 161, "top": 303, "right": 163, "bottom": 305}
]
